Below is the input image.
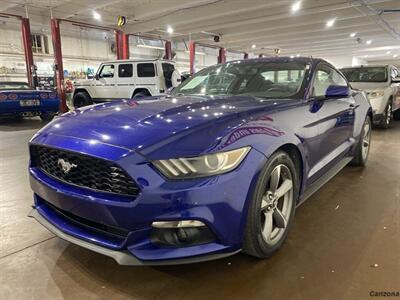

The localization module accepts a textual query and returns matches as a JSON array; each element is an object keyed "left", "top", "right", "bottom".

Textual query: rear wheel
[
  {"left": 132, "top": 90, "right": 150, "bottom": 99},
  {"left": 40, "top": 113, "right": 56, "bottom": 122},
  {"left": 243, "top": 151, "right": 298, "bottom": 258},
  {"left": 73, "top": 92, "right": 92, "bottom": 108},
  {"left": 350, "top": 116, "right": 371, "bottom": 167}
]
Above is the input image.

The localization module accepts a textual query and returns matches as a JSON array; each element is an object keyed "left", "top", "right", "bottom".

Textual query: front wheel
[
  {"left": 350, "top": 116, "right": 371, "bottom": 167},
  {"left": 380, "top": 102, "right": 392, "bottom": 129},
  {"left": 243, "top": 151, "right": 298, "bottom": 258}
]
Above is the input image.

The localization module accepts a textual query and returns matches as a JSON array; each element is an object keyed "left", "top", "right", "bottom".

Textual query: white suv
[
  {"left": 73, "top": 59, "right": 180, "bottom": 107},
  {"left": 341, "top": 65, "right": 400, "bottom": 128}
]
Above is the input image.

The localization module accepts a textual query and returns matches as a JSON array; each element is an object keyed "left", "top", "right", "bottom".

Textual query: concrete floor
[{"left": 0, "top": 117, "right": 399, "bottom": 300}]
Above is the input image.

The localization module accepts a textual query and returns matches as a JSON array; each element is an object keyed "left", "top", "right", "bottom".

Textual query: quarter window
[
  {"left": 137, "top": 63, "right": 155, "bottom": 77},
  {"left": 312, "top": 65, "right": 347, "bottom": 97},
  {"left": 98, "top": 64, "right": 115, "bottom": 78},
  {"left": 118, "top": 64, "right": 133, "bottom": 78}
]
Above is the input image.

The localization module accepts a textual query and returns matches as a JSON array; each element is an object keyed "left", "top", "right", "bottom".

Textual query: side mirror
[
  {"left": 325, "top": 85, "right": 350, "bottom": 98},
  {"left": 95, "top": 74, "right": 100, "bottom": 80}
]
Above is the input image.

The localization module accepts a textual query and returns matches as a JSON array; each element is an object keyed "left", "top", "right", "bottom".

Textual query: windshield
[
  {"left": 172, "top": 61, "right": 308, "bottom": 99},
  {"left": 0, "top": 82, "right": 31, "bottom": 90},
  {"left": 341, "top": 67, "right": 388, "bottom": 83}
]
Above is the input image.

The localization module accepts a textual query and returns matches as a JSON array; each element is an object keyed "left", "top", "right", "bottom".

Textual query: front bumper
[
  {"left": 29, "top": 208, "right": 240, "bottom": 265},
  {"left": 29, "top": 135, "right": 267, "bottom": 264}
]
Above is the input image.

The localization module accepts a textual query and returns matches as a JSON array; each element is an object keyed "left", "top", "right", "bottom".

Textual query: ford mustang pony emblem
[{"left": 57, "top": 158, "right": 77, "bottom": 174}]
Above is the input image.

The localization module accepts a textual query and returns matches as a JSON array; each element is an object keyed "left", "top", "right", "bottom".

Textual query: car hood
[
  {"left": 350, "top": 82, "right": 388, "bottom": 91},
  {"left": 35, "top": 95, "right": 293, "bottom": 155}
]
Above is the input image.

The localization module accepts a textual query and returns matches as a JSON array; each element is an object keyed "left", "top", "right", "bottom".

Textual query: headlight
[
  {"left": 368, "top": 90, "right": 385, "bottom": 98},
  {"left": 153, "top": 147, "right": 251, "bottom": 179}
]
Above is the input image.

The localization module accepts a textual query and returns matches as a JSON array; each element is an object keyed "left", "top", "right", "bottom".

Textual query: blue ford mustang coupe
[
  {"left": 0, "top": 82, "right": 59, "bottom": 121},
  {"left": 29, "top": 57, "right": 372, "bottom": 265}
]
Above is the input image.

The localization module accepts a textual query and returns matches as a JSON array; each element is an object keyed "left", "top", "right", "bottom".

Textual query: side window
[
  {"left": 118, "top": 64, "right": 133, "bottom": 78},
  {"left": 137, "top": 63, "right": 155, "bottom": 77},
  {"left": 312, "top": 65, "right": 347, "bottom": 97},
  {"left": 98, "top": 64, "right": 115, "bottom": 78}
]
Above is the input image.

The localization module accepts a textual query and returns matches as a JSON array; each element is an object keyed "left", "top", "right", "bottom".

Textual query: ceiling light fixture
[
  {"left": 92, "top": 11, "right": 101, "bottom": 21},
  {"left": 386, "top": 51, "right": 391, "bottom": 54},
  {"left": 350, "top": 32, "right": 356, "bottom": 37},
  {"left": 252, "top": 44, "right": 256, "bottom": 49},
  {"left": 291, "top": 1, "right": 301, "bottom": 12},
  {"left": 393, "top": 54, "right": 398, "bottom": 58},
  {"left": 326, "top": 18, "right": 336, "bottom": 27},
  {"left": 166, "top": 25, "right": 174, "bottom": 34},
  {"left": 366, "top": 40, "right": 372, "bottom": 45},
  {"left": 296, "top": 54, "right": 300, "bottom": 57}
]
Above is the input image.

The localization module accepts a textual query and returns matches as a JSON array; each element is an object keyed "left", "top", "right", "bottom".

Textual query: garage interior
[{"left": 1, "top": 0, "right": 400, "bottom": 299}]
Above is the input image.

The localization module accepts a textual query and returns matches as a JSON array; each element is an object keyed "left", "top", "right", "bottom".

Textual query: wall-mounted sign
[{"left": 117, "top": 16, "right": 126, "bottom": 27}]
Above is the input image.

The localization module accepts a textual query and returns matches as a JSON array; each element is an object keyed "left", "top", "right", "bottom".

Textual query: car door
[
  {"left": 116, "top": 63, "right": 134, "bottom": 98},
  {"left": 308, "top": 63, "right": 355, "bottom": 180},
  {"left": 390, "top": 66, "right": 400, "bottom": 110},
  {"left": 94, "top": 63, "right": 116, "bottom": 99},
  {"left": 135, "top": 62, "right": 157, "bottom": 95}
]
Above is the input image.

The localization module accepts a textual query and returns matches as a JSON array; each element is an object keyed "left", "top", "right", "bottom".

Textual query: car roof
[
  {"left": 100, "top": 59, "right": 175, "bottom": 64},
  {"left": 340, "top": 65, "right": 390, "bottom": 69},
  {"left": 222, "top": 56, "right": 328, "bottom": 66}
]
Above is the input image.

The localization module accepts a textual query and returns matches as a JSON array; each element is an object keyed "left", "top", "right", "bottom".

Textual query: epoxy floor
[{"left": 1, "top": 117, "right": 399, "bottom": 300}]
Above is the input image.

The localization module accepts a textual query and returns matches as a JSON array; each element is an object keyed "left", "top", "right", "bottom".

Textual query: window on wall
[
  {"left": 137, "top": 63, "right": 155, "bottom": 77},
  {"left": 31, "top": 34, "right": 49, "bottom": 54}
]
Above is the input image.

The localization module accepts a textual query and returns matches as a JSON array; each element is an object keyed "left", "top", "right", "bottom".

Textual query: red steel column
[
  {"left": 116, "top": 31, "right": 129, "bottom": 59},
  {"left": 51, "top": 18, "right": 67, "bottom": 113},
  {"left": 21, "top": 17, "right": 34, "bottom": 87},
  {"left": 164, "top": 41, "right": 172, "bottom": 60},
  {"left": 121, "top": 32, "right": 129, "bottom": 59},
  {"left": 115, "top": 30, "right": 122, "bottom": 59},
  {"left": 218, "top": 47, "right": 226, "bottom": 64},
  {"left": 189, "top": 42, "right": 196, "bottom": 75},
  {"left": 244, "top": 52, "right": 249, "bottom": 59}
]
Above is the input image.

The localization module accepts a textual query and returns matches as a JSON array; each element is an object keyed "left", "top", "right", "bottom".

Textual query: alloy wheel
[
  {"left": 362, "top": 118, "right": 371, "bottom": 161},
  {"left": 260, "top": 164, "right": 293, "bottom": 246},
  {"left": 385, "top": 103, "right": 392, "bottom": 126}
]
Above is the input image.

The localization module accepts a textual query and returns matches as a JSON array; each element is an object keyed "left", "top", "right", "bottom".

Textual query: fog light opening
[{"left": 150, "top": 220, "right": 216, "bottom": 247}]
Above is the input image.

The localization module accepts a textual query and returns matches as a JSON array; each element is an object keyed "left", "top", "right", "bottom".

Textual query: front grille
[{"left": 31, "top": 145, "right": 140, "bottom": 197}]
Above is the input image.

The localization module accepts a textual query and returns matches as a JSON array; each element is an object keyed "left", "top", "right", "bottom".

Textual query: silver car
[{"left": 341, "top": 65, "right": 400, "bottom": 128}]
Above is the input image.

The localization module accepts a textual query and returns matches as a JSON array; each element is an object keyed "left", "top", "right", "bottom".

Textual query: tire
[
  {"left": 132, "top": 90, "right": 150, "bottom": 99},
  {"left": 380, "top": 101, "right": 392, "bottom": 129},
  {"left": 393, "top": 108, "right": 400, "bottom": 121},
  {"left": 243, "top": 151, "right": 299, "bottom": 258},
  {"left": 40, "top": 113, "right": 56, "bottom": 122},
  {"left": 73, "top": 92, "right": 92, "bottom": 108},
  {"left": 350, "top": 116, "right": 371, "bottom": 167}
]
